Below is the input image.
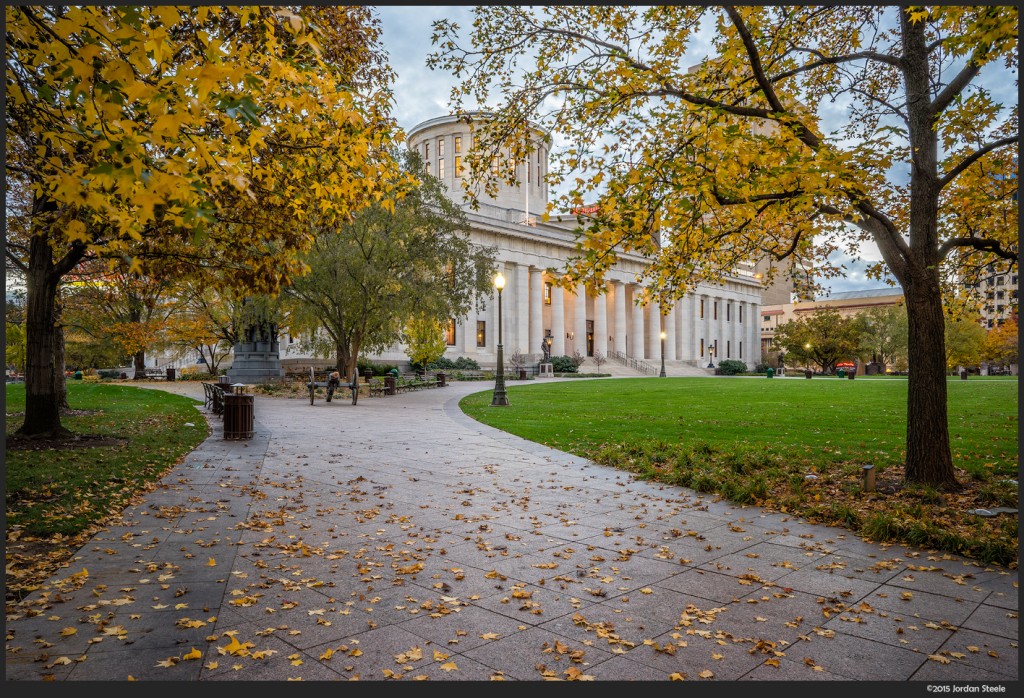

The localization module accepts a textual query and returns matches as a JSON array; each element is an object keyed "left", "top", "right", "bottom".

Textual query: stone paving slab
[{"left": 5, "top": 378, "right": 1018, "bottom": 689}]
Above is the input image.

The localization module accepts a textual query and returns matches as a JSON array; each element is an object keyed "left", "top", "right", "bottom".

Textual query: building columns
[
  {"left": 664, "top": 303, "right": 676, "bottom": 361},
  {"left": 648, "top": 297, "right": 662, "bottom": 361},
  {"left": 529, "top": 268, "right": 544, "bottom": 360},
  {"left": 631, "top": 285, "right": 645, "bottom": 360},
  {"left": 573, "top": 282, "right": 587, "bottom": 357},
  {"left": 550, "top": 282, "right": 565, "bottom": 356},
  {"left": 515, "top": 263, "right": 530, "bottom": 357},
  {"left": 613, "top": 281, "right": 627, "bottom": 356},
  {"left": 593, "top": 284, "right": 608, "bottom": 358}
]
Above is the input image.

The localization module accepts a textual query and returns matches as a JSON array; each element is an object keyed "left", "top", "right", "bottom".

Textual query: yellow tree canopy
[
  {"left": 429, "top": 5, "right": 1018, "bottom": 304},
  {"left": 6, "top": 5, "right": 405, "bottom": 294}
]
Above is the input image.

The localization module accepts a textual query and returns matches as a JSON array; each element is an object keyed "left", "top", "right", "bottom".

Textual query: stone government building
[{"left": 275, "top": 112, "right": 764, "bottom": 376}]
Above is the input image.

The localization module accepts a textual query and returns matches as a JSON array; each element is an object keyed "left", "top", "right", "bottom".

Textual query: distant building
[
  {"left": 966, "top": 262, "right": 1018, "bottom": 329},
  {"left": 760, "top": 287, "right": 905, "bottom": 357},
  {"left": 279, "top": 112, "right": 764, "bottom": 373}
]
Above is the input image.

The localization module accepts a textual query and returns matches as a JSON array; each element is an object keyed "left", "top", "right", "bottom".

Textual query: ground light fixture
[
  {"left": 659, "top": 330, "right": 667, "bottom": 377},
  {"left": 491, "top": 272, "right": 509, "bottom": 406}
]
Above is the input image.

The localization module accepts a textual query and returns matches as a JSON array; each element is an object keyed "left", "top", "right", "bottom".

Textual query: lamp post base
[{"left": 491, "top": 344, "right": 509, "bottom": 406}]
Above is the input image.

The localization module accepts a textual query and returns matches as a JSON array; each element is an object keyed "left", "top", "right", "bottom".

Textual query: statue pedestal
[
  {"left": 227, "top": 340, "right": 285, "bottom": 384},
  {"left": 538, "top": 362, "right": 554, "bottom": 378}
]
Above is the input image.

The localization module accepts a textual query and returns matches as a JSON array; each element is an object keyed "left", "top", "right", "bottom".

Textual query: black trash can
[
  {"left": 384, "top": 375, "right": 397, "bottom": 395},
  {"left": 166, "top": 367, "right": 176, "bottom": 381},
  {"left": 961, "top": 370, "right": 968, "bottom": 380},
  {"left": 805, "top": 369, "right": 813, "bottom": 379},
  {"left": 437, "top": 371, "right": 446, "bottom": 387},
  {"left": 223, "top": 393, "right": 254, "bottom": 440}
]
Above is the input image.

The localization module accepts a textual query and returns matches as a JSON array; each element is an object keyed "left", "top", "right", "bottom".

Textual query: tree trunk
[
  {"left": 17, "top": 235, "right": 71, "bottom": 437},
  {"left": 133, "top": 348, "right": 146, "bottom": 379},
  {"left": 895, "top": 13, "right": 958, "bottom": 491},
  {"left": 904, "top": 277, "right": 959, "bottom": 490}
]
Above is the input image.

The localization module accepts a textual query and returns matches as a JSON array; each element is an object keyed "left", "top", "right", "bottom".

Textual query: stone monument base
[{"left": 538, "top": 362, "right": 554, "bottom": 378}]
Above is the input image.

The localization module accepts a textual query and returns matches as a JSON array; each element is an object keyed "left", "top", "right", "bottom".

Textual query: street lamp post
[
  {"left": 707, "top": 343, "right": 715, "bottom": 369},
  {"left": 659, "top": 331, "right": 667, "bottom": 377},
  {"left": 491, "top": 272, "right": 509, "bottom": 406}
]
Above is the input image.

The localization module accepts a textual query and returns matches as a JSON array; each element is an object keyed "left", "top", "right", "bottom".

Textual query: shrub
[
  {"left": 753, "top": 362, "right": 772, "bottom": 374},
  {"left": 716, "top": 359, "right": 748, "bottom": 375},
  {"left": 551, "top": 355, "right": 578, "bottom": 372},
  {"left": 97, "top": 369, "right": 122, "bottom": 380},
  {"left": 428, "top": 356, "right": 481, "bottom": 371},
  {"left": 356, "top": 357, "right": 398, "bottom": 376}
]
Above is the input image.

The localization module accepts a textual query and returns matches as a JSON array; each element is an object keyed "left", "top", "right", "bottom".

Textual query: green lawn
[
  {"left": 5, "top": 383, "right": 208, "bottom": 538},
  {"left": 460, "top": 376, "right": 1018, "bottom": 477},
  {"left": 460, "top": 376, "right": 1018, "bottom": 565}
]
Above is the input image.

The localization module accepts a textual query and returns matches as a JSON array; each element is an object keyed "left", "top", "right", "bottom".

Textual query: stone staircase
[{"left": 582, "top": 357, "right": 715, "bottom": 377}]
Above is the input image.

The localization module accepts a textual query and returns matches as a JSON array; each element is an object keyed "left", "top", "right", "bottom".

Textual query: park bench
[{"left": 202, "top": 382, "right": 228, "bottom": 416}]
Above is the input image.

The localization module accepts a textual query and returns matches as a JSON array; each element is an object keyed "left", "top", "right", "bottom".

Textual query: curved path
[{"left": 5, "top": 380, "right": 1017, "bottom": 683}]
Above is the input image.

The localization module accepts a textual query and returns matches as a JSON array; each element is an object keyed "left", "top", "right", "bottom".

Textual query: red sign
[
  {"left": 836, "top": 362, "right": 855, "bottom": 368},
  {"left": 571, "top": 204, "right": 601, "bottom": 215}
]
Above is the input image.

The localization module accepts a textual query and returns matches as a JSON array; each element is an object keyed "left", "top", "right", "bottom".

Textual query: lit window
[
  {"left": 476, "top": 321, "right": 486, "bottom": 347},
  {"left": 454, "top": 136, "right": 462, "bottom": 153},
  {"left": 491, "top": 156, "right": 499, "bottom": 175},
  {"left": 700, "top": 300, "right": 705, "bottom": 319},
  {"left": 544, "top": 282, "right": 552, "bottom": 305},
  {"left": 455, "top": 156, "right": 463, "bottom": 176},
  {"left": 445, "top": 319, "right": 456, "bottom": 346},
  {"left": 700, "top": 338, "right": 704, "bottom": 357}
]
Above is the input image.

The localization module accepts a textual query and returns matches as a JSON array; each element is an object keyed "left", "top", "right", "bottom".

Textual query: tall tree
[
  {"left": 858, "top": 302, "right": 909, "bottom": 370},
  {"left": 284, "top": 149, "right": 497, "bottom": 377},
  {"left": 62, "top": 265, "right": 180, "bottom": 377},
  {"left": 944, "top": 304, "right": 988, "bottom": 371},
  {"left": 772, "top": 307, "right": 865, "bottom": 374},
  {"left": 5, "top": 6, "right": 402, "bottom": 437},
  {"left": 429, "top": 5, "right": 1018, "bottom": 488}
]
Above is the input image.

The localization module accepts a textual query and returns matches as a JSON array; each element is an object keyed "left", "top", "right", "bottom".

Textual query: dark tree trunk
[
  {"left": 17, "top": 235, "right": 71, "bottom": 437},
  {"left": 903, "top": 274, "right": 958, "bottom": 489},
  {"left": 895, "top": 13, "right": 958, "bottom": 490},
  {"left": 133, "top": 348, "right": 146, "bottom": 379}
]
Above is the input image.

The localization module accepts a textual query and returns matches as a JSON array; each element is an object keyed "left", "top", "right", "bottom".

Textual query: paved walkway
[{"left": 5, "top": 379, "right": 1018, "bottom": 685}]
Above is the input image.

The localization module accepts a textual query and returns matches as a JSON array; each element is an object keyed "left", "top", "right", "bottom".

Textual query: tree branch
[
  {"left": 937, "top": 135, "right": 1018, "bottom": 189},
  {"left": 938, "top": 236, "right": 1018, "bottom": 262}
]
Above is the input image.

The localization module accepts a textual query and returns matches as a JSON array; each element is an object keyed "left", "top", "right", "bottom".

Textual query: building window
[
  {"left": 536, "top": 149, "right": 542, "bottom": 184},
  {"left": 726, "top": 340, "right": 731, "bottom": 358},
  {"left": 454, "top": 136, "right": 462, "bottom": 153},
  {"left": 726, "top": 303, "right": 731, "bottom": 322},
  {"left": 700, "top": 338, "right": 704, "bottom": 357},
  {"left": 739, "top": 341, "right": 743, "bottom": 359},
  {"left": 714, "top": 339, "right": 719, "bottom": 357},
  {"left": 476, "top": 321, "right": 486, "bottom": 347},
  {"left": 455, "top": 155, "right": 463, "bottom": 176},
  {"left": 438, "top": 138, "right": 445, "bottom": 157},
  {"left": 713, "top": 301, "right": 718, "bottom": 320},
  {"left": 438, "top": 158, "right": 445, "bottom": 179},
  {"left": 491, "top": 156, "right": 499, "bottom": 175},
  {"left": 700, "top": 299, "right": 705, "bottom": 319},
  {"left": 544, "top": 282, "right": 552, "bottom": 305},
  {"left": 996, "top": 290, "right": 1005, "bottom": 299},
  {"left": 424, "top": 142, "right": 430, "bottom": 160},
  {"left": 763, "top": 314, "right": 770, "bottom": 322},
  {"left": 739, "top": 305, "right": 743, "bottom": 323},
  {"left": 445, "top": 318, "right": 456, "bottom": 346}
]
